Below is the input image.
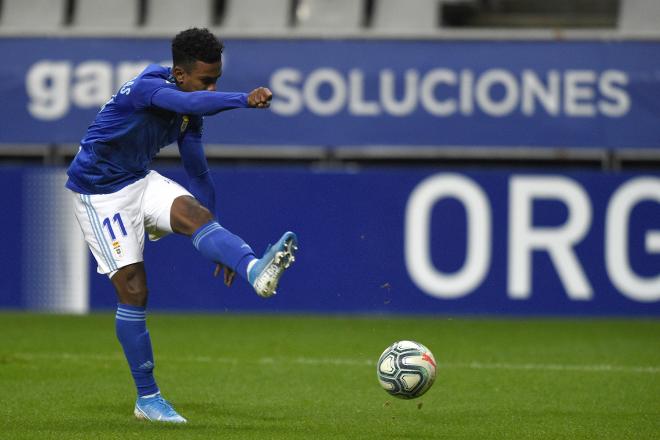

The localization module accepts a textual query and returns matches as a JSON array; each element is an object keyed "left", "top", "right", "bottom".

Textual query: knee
[
  {"left": 191, "top": 204, "right": 214, "bottom": 225},
  {"left": 124, "top": 276, "right": 148, "bottom": 304},
  {"left": 121, "top": 287, "right": 148, "bottom": 308},
  {"left": 184, "top": 204, "right": 214, "bottom": 236},
  {"left": 171, "top": 196, "right": 214, "bottom": 236},
  {"left": 113, "top": 265, "right": 148, "bottom": 306}
]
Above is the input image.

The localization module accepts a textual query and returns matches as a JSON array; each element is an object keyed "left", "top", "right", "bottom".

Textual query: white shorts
[{"left": 71, "top": 171, "right": 192, "bottom": 278}]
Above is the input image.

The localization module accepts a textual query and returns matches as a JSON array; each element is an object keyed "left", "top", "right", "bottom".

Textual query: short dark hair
[{"left": 172, "top": 28, "right": 223, "bottom": 70}]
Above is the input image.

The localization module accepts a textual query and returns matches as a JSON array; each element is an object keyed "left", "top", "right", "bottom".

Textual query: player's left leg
[
  {"left": 70, "top": 184, "right": 186, "bottom": 423},
  {"left": 109, "top": 263, "right": 186, "bottom": 423}
]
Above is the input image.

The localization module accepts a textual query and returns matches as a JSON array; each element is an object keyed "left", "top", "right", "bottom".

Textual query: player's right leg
[
  {"left": 247, "top": 231, "right": 298, "bottom": 298},
  {"left": 169, "top": 195, "right": 298, "bottom": 297},
  {"left": 140, "top": 171, "right": 298, "bottom": 297}
]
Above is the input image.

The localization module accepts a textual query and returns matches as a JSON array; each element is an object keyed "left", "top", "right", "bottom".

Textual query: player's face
[{"left": 175, "top": 60, "right": 222, "bottom": 92}]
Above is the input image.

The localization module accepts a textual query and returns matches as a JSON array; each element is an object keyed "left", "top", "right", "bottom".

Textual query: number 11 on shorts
[{"left": 103, "top": 212, "right": 128, "bottom": 240}]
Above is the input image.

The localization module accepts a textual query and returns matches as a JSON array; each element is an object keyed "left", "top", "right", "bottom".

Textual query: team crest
[
  {"left": 180, "top": 115, "right": 189, "bottom": 132},
  {"left": 112, "top": 241, "right": 123, "bottom": 258}
]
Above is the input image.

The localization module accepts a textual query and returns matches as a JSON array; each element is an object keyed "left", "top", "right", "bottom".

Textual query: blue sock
[
  {"left": 192, "top": 221, "right": 256, "bottom": 281},
  {"left": 115, "top": 304, "right": 159, "bottom": 397}
]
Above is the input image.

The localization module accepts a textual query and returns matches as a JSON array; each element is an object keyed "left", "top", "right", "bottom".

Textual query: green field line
[
  {"left": 1, "top": 313, "right": 659, "bottom": 440},
  {"left": 7, "top": 351, "right": 660, "bottom": 374}
]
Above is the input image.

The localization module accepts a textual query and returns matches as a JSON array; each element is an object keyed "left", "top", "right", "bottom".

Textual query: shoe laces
[{"left": 146, "top": 395, "right": 178, "bottom": 417}]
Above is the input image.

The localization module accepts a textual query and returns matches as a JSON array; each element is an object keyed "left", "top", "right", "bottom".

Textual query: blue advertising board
[
  {"left": 4, "top": 165, "right": 657, "bottom": 316},
  {"left": 0, "top": 168, "right": 24, "bottom": 308},
  {"left": 106, "top": 167, "right": 660, "bottom": 315},
  {"left": 0, "top": 37, "right": 659, "bottom": 148}
]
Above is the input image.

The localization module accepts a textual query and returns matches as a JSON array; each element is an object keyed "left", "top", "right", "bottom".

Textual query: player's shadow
[
  {"left": 181, "top": 401, "right": 292, "bottom": 433},
  {"left": 183, "top": 401, "right": 286, "bottom": 422},
  {"left": 51, "top": 401, "right": 292, "bottom": 434},
  {"left": 25, "top": 403, "right": 189, "bottom": 434},
  {"left": 59, "top": 402, "right": 216, "bottom": 432}
]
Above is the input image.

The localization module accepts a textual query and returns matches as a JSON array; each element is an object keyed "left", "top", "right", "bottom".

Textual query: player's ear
[{"left": 172, "top": 65, "right": 187, "bottom": 85}]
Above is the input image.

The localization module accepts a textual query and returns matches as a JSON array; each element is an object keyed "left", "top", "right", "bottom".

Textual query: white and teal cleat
[
  {"left": 134, "top": 393, "right": 187, "bottom": 423},
  {"left": 248, "top": 231, "right": 298, "bottom": 298}
]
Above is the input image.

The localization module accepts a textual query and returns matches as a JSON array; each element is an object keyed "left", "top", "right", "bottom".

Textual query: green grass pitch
[{"left": 1, "top": 313, "right": 659, "bottom": 439}]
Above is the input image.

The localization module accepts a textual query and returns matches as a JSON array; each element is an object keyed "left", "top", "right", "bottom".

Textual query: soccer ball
[{"left": 376, "top": 340, "right": 437, "bottom": 399}]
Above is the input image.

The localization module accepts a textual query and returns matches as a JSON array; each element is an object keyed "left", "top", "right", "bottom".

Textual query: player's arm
[
  {"left": 152, "top": 87, "right": 272, "bottom": 116},
  {"left": 177, "top": 122, "right": 216, "bottom": 214}
]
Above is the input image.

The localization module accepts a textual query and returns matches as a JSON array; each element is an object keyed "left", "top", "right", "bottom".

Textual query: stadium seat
[
  {"left": 0, "top": 0, "right": 66, "bottom": 30},
  {"left": 295, "top": 0, "right": 365, "bottom": 31},
  {"left": 222, "top": 0, "right": 291, "bottom": 31},
  {"left": 618, "top": 0, "right": 660, "bottom": 32},
  {"left": 71, "top": 0, "right": 140, "bottom": 31},
  {"left": 143, "top": 0, "right": 214, "bottom": 31},
  {"left": 371, "top": 0, "right": 440, "bottom": 32}
]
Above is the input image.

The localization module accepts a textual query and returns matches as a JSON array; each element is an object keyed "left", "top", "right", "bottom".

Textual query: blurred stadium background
[
  {"left": 1, "top": 1, "right": 659, "bottom": 438},
  {"left": 0, "top": 0, "right": 658, "bottom": 315}
]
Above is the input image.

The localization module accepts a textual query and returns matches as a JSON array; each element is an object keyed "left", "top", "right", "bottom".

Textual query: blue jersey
[{"left": 66, "top": 64, "right": 248, "bottom": 196}]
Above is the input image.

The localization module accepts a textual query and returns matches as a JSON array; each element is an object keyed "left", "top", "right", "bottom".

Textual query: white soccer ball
[{"left": 376, "top": 340, "right": 437, "bottom": 399}]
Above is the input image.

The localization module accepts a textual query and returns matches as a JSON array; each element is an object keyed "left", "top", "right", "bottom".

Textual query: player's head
[{"left": 171, "top": 28, "right": 223, "bottom": 92}]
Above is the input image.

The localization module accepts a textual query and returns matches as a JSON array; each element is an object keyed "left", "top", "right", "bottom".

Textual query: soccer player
[{"left": 65, "top": 28, "right": 297, "bottom": 423}]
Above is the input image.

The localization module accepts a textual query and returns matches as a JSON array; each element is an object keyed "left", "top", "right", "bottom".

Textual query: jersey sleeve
[
  {"left": 187, "top": 115, "right": 204, "bottom": 135},
  {"left": 151, "top": 88, "right": 249, "bottom": 116},
  {"left": 128, "top": 77, "right": 177, "bottom": 110},
  {"left": 178, "top": 119, "right": 216, "bottom": 214}
]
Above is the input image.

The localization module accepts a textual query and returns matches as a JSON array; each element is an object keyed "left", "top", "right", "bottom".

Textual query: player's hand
[
  {"left": 214, "top": 263, "right": 236, "bottom": 287},
  {"left": 247, "top": 87, "right": 272, "bottom": 108}
]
